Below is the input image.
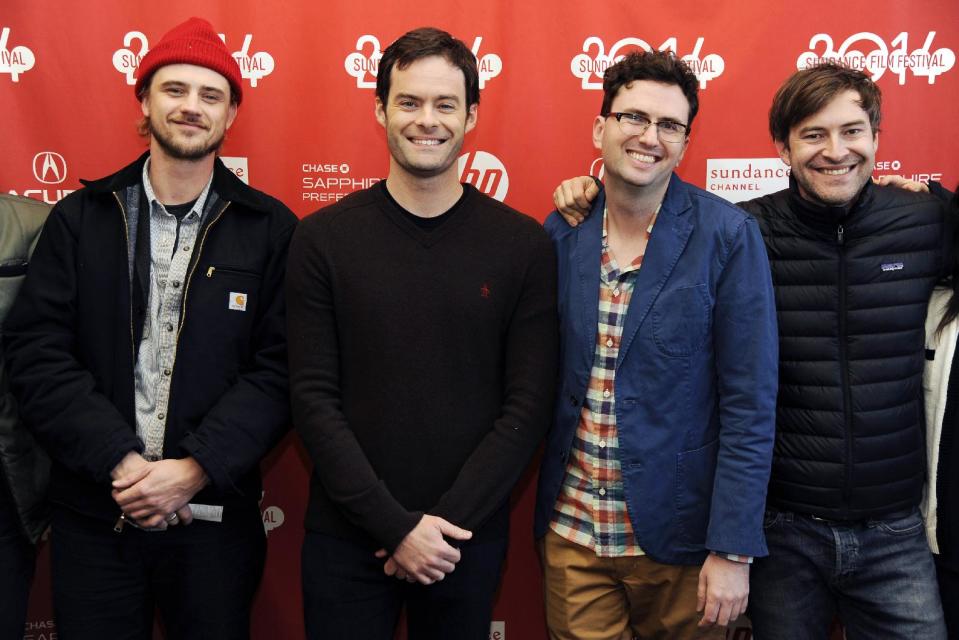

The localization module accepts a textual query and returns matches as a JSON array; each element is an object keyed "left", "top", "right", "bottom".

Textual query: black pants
[
  {"left": 0, "top": 495, "right": 34, "bottom": 640},
  {"left": 936, "top": 554, "right": 959, "bottom": 639},
  {"left": 302, "top": 531, "right": 507, "bottom": 640},
  {"left": 51, "top": 505, "right": 265, "bottom": 640}
]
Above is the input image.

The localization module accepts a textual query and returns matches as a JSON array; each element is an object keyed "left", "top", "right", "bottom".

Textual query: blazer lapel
[
  {"left": 617, "top": 174, "right": 693, "bottom": 367},
  {"left": 574, "top": 191, "right": 606, "bottom": 372}
]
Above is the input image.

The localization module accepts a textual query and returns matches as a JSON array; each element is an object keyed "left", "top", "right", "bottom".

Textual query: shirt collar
[{"left": 141, "top": 156, "right": 214, "bottom": 221}]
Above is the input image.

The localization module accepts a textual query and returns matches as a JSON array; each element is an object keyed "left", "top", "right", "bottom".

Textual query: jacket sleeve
[
  {"left": 430, "top": 227, "right": 559, "bottom": 531},
  {"left": 3, "top": 204, "right": 144, "bottom": 483},
  {"left": 178, "top": 208, "right": 297, "bottom": 493},
  {"left": 286, "top": 216, "right": 422, "bottom": 552},
  {"left": 705, "top": 216, "right": 778, "bottom": 558}
]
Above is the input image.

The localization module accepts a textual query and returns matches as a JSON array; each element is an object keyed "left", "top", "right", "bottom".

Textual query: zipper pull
[
  {"left": 206, "top": 266, "right": 215, "bottom": 278},
  {"left": 114, "top": 514, "right": 126, "bottom": 533},
  {"left": 837, "top": 225, "right": 844, "bottom": 246}
]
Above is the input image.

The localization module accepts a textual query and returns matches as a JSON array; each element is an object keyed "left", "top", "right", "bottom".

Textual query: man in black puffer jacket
[
  {"left": 742, "top": 64, "right": 948, "bottom": 640},
  {"left": 552, "top": 63, "right": 950, "bottom": 638}
]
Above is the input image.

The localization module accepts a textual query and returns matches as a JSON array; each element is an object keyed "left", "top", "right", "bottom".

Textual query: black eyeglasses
[{"left": 608, "top": 112, "right": 688, "bottom": 143}]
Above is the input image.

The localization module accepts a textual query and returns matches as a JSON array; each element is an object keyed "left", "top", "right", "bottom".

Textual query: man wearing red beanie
[{"left": 4, "top": 16, "right": 296, "bottom": 639}]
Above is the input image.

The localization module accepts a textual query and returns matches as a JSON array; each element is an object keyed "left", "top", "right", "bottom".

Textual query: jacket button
[
  {"left": 559, "top": 449, "right": 568, "bottom": 460},
  {"left": 569, "top": 395, "right": 578, "bottom": 407}
]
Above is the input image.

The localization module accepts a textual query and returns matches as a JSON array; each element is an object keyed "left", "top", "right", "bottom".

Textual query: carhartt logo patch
[
  {"left": 228, "top": 292, "right": 248, "bottom": 311},
  {"left": 881, "top": 262, "right": 904, "bottom": 272}
]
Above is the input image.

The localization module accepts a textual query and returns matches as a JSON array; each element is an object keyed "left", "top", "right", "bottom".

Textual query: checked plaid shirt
[{"left": 549, "top": 207, "right": 652, "bottom": 557}]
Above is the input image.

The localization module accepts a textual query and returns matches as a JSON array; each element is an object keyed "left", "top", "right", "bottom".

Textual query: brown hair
[
  {"left": 376, "top": 27, "right": 479, "bottom": 108},
  {"left": 600, "top": 50, "right": 699, "bottom": 134},
  {"left": 769, "top": 62, "right": 881, "bottom": 144}
]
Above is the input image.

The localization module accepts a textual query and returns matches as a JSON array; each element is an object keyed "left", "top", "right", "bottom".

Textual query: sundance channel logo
[{"left": 706, "top": 159, "right": 791, "bottom": 202}]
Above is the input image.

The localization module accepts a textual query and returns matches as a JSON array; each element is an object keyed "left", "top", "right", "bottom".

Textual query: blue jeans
[{"left": 748, "top": 508, "right": 946, "bottom": 640}]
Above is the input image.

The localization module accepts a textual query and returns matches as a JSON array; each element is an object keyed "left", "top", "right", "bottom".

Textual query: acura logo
[{"left": 32, "top": 151, "right": 67, "bottom": 184}]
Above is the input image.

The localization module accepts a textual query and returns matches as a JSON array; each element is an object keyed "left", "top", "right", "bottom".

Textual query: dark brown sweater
[{"left": 287, "top": 183, "right": 558, "bottom": 551}]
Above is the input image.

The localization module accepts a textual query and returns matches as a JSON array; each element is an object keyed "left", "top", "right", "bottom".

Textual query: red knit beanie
[{"left": 134, "top": 17, "right": 243, "bottom": 104}]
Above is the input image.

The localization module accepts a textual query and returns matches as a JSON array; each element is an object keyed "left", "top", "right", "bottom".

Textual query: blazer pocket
[
  {"left": 652, "top": 284, "right": 711, "bottom": 357},
  {"left": 674, "top": 438, "right": 719, "bottom": 548}
]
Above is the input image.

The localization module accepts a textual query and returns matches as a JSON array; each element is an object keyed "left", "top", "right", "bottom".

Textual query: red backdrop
[{"left": 4, "top": 1, "right": 958, "bottom": 638}]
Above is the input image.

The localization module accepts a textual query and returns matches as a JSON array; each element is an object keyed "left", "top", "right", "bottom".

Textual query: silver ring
[{"left": 166, "top": 513, "right": 179, "bottom": 523}]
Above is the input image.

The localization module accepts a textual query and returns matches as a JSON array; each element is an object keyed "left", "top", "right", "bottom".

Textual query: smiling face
[
  {"left": 776, "top": 89, "right": 878, "bottom": 207},
  {"left": 141, "top": 63, "right": 237, "bottom": 162},
  {"left": 375, "top": 55, "right": 477, "bottom": 181},
  {"left": 594, "top": 79, "right": 689, "bottom": 195}
]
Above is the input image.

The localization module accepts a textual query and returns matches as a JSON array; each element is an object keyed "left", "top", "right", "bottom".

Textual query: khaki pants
[{"left": 542, "top": 529, "right": 725, "bottom": 640}]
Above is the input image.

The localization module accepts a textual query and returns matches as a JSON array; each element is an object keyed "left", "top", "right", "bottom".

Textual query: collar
[
  {"left": 141, "top": 157, "right": 213, "bottom": 221},
  {"left": 787, "top": 175, "right": 875, "bottom": 229},
  {"left": 80, "top": 151, "right": 269, "bottom": 213}
]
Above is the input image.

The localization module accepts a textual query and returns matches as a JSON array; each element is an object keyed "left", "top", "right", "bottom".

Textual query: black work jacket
[{"left": 3, "top": 153, "right": 297, "bottom": 523}]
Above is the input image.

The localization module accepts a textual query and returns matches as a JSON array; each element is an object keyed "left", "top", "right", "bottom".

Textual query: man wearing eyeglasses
[
  {"left": 552, "top": 62, "right": 952, "bottom": 639},
  {"left": 534, "top": 50, "right": 778, "bottom": 639}
]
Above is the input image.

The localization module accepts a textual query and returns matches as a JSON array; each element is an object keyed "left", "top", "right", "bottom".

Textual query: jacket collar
[
  {"left": 787, "top": 174, "right": 875, "bottom": 230},
  {"left": 80, "top": 151, "right": 269, "bottom": 213}
]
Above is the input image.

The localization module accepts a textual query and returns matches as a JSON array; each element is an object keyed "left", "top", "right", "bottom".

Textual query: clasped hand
[
  {"left": 373, "top": 515, "right": 472, "bottom": 585},
  {"left": 110, "top": 452, "right": 208, "bottom": 529}
]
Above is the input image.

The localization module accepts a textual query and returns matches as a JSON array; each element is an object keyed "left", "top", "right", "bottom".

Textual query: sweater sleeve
[
  {"left": 430, "top": 226, "right": 559, "bottom": 531},
  {"left": 3, "top": 204, "right": 144, "bottom": 482},
  {"left": 286, "top": 215, "right": 421, "bottom": 552}
]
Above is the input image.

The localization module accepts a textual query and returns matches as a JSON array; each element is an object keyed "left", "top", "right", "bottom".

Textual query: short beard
[{"left": 148, "top": 117, "right": 224, "bottom": 162}]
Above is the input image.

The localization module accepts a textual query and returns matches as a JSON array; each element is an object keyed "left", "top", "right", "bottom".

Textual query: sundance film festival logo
[
  {"left": 345, "top": 35, "right": 501, "bottom": 89},
  {"left": 113, "top": 30, "right": 274, "bottom": 86},
  {"left": 262, "top": 505, "right": 284, "bottom": 534},
  {"left": 458, "top": 151, "right": 509, "bottom": 202},
  {"left": 0, "top": 26, "right": 36, "bottom": 82},
  {"left": 797, "top": 31, "right": 955, "bottom": 84},
  {"left": 572, "top": 36, "right": 724, "bottom": 90}
]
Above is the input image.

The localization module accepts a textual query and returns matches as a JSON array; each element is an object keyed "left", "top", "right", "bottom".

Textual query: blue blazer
[{"left": 534, "top": 174, "right": 778, "bottom": 564}]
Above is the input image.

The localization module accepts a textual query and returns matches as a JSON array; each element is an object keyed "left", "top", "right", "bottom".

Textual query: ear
[
  {"left": 375, "top": 97, "right": 386, "bottom": 129},
  {"left": 872, "top": 129, "right": 879, "bottom": 155},
  {"left": 775, "top": 139, "right": 791, "bottom": 166},
  {"left": 225, "top": 103, "right": 238, "bottom": 131},
  {"left": 592, "top": 115, "right": 606, "bottom": 150},
  {"left": 465, "top": 103, "right": 477, "bottom": 134},
  {"left": 141, "top": 94, "right": 150, "bottom": 118}
]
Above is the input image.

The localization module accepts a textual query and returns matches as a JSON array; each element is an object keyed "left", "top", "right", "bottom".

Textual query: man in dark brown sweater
[{"left": 286, "top": 27, "right": 558, "bottom": 640}]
